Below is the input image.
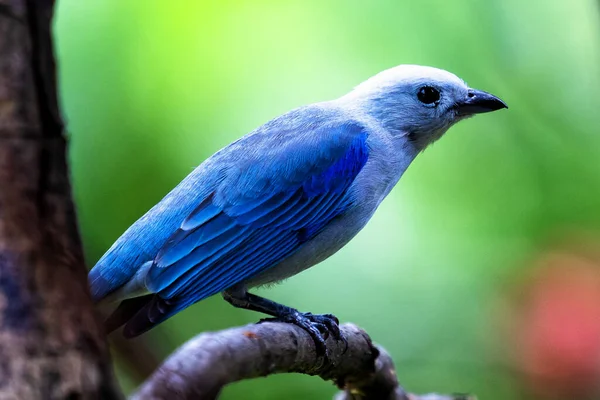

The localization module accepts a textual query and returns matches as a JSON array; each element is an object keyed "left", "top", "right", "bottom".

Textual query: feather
[{"left": 123, "top": 122, "right": 369, "bottom": 336}]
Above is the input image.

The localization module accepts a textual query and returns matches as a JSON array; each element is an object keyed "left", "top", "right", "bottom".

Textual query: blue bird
[{"left": 89, "top": 65, "right": 507, "bottom": 350}]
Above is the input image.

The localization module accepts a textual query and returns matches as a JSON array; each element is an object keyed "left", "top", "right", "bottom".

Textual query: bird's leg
[{"left": 222, "top": 289, "right": 346, "bottom": 357}]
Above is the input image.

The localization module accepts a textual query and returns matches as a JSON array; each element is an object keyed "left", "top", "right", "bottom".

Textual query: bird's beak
[{"left": 455, "top": 89, "right": 507, "bottom": 116}]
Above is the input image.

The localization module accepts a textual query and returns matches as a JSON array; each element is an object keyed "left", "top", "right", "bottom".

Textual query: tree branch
[{"left": 131, "top": 322, "right": 473, "bottom": 400}]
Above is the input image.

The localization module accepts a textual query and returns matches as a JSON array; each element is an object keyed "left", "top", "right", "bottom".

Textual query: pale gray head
[{"left": 341, "top": 65, "right": 507, "bottom": 150}]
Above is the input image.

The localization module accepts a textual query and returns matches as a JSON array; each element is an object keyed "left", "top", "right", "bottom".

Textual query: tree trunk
[{"left": 0, "top": 0, "right": 121, "bottom": 398}]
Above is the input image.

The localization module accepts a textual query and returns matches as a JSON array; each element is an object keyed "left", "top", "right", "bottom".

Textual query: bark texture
[
  {"left": 131, "top": 322, "right": 474, "bottom": 400},
  {"left": 0, "top": 0, "right": 121, "bottom": 398}
]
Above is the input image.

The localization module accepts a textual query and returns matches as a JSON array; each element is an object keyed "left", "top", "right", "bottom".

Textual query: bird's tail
[
  {"left": 104, "top": 295, "right": 154, "bottom": 335},
  {"left": 105, "top": 294, "right": 178, "bottom": 338}
]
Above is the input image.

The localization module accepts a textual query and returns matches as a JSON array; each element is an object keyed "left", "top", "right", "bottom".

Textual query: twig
[{"left": 131, "top": 322, "right": 474, "bottom": 400}]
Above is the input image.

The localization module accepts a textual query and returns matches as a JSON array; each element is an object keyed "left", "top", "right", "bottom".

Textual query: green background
[{"left": 54, "top": 1, "right": 600, "bottom": 399}]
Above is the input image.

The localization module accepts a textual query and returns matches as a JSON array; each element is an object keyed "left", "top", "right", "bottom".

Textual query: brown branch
[
  {"left": 0, "top": 0, "right": 121, "bottom": 397},
  {"left": 131, "top": 322, "right": 474, "bottom": 400}
]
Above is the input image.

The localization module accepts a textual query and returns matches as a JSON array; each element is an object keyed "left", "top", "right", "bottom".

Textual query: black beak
[{"left": 455, "top": 89, "right": 507, "bottom": 116}]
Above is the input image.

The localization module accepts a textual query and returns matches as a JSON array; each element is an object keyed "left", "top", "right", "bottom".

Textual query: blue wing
[{"left": 123, "top": 122, "right": 369, "bottom": 336}]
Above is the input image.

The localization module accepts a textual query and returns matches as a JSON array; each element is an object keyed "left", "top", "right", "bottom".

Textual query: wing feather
[{"left": 124, "top": 122, "right": 370, "bottom": 336}]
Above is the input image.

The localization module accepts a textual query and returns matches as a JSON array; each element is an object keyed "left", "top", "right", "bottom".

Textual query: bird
[{"left": 89, "top": 65, "right": 507, "bottom": 352}]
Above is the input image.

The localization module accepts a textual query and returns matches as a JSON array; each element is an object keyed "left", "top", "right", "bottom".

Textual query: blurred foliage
[{"left": 54, "top": 0, "right": 600, "bottom": 399}]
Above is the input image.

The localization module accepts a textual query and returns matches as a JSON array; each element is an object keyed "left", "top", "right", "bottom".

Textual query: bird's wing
[{"left": 127, "top": 122, "right": 369, "bottom": 335}]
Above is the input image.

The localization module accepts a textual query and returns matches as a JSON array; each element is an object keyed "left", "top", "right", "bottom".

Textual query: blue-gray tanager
[{"left": 89, "top": 65, "right": 506, "bottom": 351}]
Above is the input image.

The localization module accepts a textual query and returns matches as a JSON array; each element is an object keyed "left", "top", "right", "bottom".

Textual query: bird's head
[{"left": 342, "top": 65, "right": 507, "bottom": 150}]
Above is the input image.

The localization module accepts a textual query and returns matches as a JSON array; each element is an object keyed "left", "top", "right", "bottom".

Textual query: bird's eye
[{"left": 417, "top": 86, "right": 440, "bottom": 104}]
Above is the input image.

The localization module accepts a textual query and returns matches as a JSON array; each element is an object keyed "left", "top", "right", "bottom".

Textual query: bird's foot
[{"left": 260, "top": 311, "right": 347, "bottom": 358}]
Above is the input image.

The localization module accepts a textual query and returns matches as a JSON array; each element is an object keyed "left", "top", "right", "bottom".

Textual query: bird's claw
[
  {"left": 259, "top": 311, "right": 346, "bottom": 358},
  {"left": 303, "top": 313, "right": 347, "bottom": 351}
]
